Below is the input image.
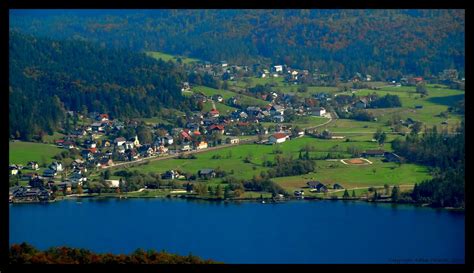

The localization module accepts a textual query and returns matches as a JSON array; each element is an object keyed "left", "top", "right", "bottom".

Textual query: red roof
[
  {"left": 180, "top": 131, "right": 192, "bottom": 140},
  {"left": 55, "top": 139, "right": 65, "bottom": 143},
  {"left": 193, "top": 131, "right": 201, "bottom": 136},
  {"left": 100, "top": 114, "right": 109, "bottom": 119},
  {"left": 209, "top": 124, "right": 225, "bottom": 131},
  {"left": 88, "top": 148, "right": 97, "bottom": 153},
  {"left": 413, "top": 77, "right": 423, "bottom": 82},
  {"left": 209, "top": 109, "right": 219, "bottom": 114},
  {"left": 273, "top": 133, "right": 287, "bottom": 139}
]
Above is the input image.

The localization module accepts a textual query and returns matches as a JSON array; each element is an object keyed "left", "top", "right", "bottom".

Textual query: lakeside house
[
  {"left": 307, "top": 181, "right": 328, "bottom": 193},
  {"left": 333, "top": 183, "right": 344, "bottom": 190}
]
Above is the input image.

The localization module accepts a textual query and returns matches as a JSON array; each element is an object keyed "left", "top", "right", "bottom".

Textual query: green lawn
[
  {"left": 9, "top": 141, "right": 63, "bottom": 166},
  {"left": 145, "top": 51, "right": 200, "bottom": 64}
]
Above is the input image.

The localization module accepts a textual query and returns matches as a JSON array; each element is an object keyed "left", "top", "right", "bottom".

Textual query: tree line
[{"left": 10, "top": 243, "right": 219, "bottom": 264}]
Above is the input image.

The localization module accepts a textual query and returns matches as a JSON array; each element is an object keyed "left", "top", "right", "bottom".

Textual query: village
[{"left": 8, "top": 58, "right": 463, "bottom": 203}]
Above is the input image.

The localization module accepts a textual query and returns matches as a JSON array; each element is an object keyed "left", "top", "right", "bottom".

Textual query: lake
[{"left": 9, "top": 198, "right": 465, "bottom": 264}]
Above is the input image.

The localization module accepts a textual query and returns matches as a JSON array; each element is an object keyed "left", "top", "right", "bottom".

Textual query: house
[
  {"left": 105, "top": 180, "right": 120, "bottom": 188},
  {"left": 162, "top": 170, "right": 180, "bottom": 180},
  {"left": 157, "top": 136, "right": 174, "bottom": 145},
  {"left": 50, "top": 162, "right": 63, "bottom": 172},
  {"left": 208, "top": 109, "right": 220, "bottom": 118},
  {"left": 307, "top": 181, "right": 328, "bottom": 192},
  {"left": 9, "top": 165, "right": 19, "bottom": 176},
  {"left": 212, "top": 94, "right": 224, "bottom": 103},
  {"left": 155, "top": 145, "right": 169, "bottom": 154},
  {"left": 57, "top": 182, "right": 72, "bottom": 194},
  {"left": 181, "top": 144, "right": 191, "bottom": 151},
  {"left": 27, "top": 161, "right": 39, "bottom": 170},
  {"left": 268, "top": 133, "right": 288, "bottom": 144},
  {"left": 114, "top": 137, "right": 127, "bottom": 147},
  {"left": 270, "top": 105, "right": 285, "bottom": 116},
  {"left": 43, "top": 169, "right": 57, "bottom": 178},
  {"left": 98, "top": 114, "right": 109, "bottom": 121},
  {"left": 29, "top": 177, "right": 44, "bottom": 188},
  {"left": 196, "top": 141, "right": 208, "bottom": 150},
  {"left": 208, "top": 124, "right": 225, "bottom": 135},
  {"left": 333, "top": 183, "right": 344, "bottom": 189},
  {"left": 99, "top": 158, "right": 114, "bottom": 168},
  {"left": 294, "top": 190, "right": 304, "bottom": 197},
  {"left": 354, "top": 98, "right": 368, "bottom": 109},
  {"left": 180, "top": 131, "right": 193, "bottom": 142},
  {"left": 273, "top": 115, "right": 285, "bottom": 123},
  {"left": 226, "top": 137, "right": 240, "bottom": 144},
  {"left": 362, "top": 149, "right": 385, "bottom": 157},
  {"left": 273, "top": 65, "right": 283, "bottom": 73},
  {"left": 198, "top": 169, "right": 216, "bottom": 179},
  {"left": 311, "top": 107, "right": 326, "bottom": 117},
  {"left": 91, "top": 122, "right": 104, "bottom": 132},
  {"left": 69, "top": 172, "right": 86, "bottom": 186},
  {"left": 384, "top": 152, "right": 402, "bottom": 163}
]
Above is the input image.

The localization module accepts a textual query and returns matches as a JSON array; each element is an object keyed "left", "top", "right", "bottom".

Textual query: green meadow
[
  {"left": 9, "top": 141, "right": 62, "bottom": 166},
  {"left": 145, "top": 51, "right": 200, "bottom": 64},
  {"left": 124, "top": 136, "right": 431, "bottom": 192}
]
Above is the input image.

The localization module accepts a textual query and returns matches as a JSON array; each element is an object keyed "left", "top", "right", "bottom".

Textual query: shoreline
[{"left": 10, "top": 193, "right": 465, "bottom": 211}]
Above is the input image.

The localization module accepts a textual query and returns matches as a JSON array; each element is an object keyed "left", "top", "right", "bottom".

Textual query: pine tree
[
  {"left": 352, "top": 190, "right": 356, "bottom": 198},
  {"left": 391, "top": 186, "right": 400, "bottom": 202},
  {"left": 343, "top": 189, "right": 350, "bottom": 198}
]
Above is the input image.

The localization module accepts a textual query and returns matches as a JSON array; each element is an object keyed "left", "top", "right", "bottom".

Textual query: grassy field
[
  {"left": 193, "top": 85, "right": 269, "bottom": 107},
  {"left": 9, "top": 141, "right": 63, "bottom": 166},
  {"left": 145, "top": 51, "right": 200, "bottom": 64},
  {"left": 124, "top": 136, "right": 430, "bottom": 193}
]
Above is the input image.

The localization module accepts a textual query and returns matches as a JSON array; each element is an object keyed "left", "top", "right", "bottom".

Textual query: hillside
[
  {"left": 10, "top": 9, "right": 465, "bottom": 79},
  {"left": 9, "top": 31, "right": 193, "bottom": 140}
]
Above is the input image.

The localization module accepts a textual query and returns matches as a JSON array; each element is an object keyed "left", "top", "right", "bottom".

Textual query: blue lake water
[{"left": 9, "top": 198, "right": 465, "bottom": 264}]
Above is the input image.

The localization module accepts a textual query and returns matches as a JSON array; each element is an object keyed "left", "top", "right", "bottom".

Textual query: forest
[
  {"left": 9, "top": 31, "right": 194, "bottom": 140},
  {"left": 9, "top": 243, "right": 220, "bottom": 264},
  {"left": 392, "top": 120, "right": 465, "bottom": 207},
  {"left": 10, "top": 9, "right": 465, "bottom": 79}
]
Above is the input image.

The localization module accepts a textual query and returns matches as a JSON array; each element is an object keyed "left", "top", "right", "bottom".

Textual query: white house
[
  {"left": 273, "top": 65, "right": 283, "bottom": 73},
  {"left": 268, "top": 133, "right": 289, "bottom": 144},
  {"left": 105, "top": 180, "right": 120, "bottom": 188},
  {"left": 50, "top": 162, "right": 63, "bottom": 172}
]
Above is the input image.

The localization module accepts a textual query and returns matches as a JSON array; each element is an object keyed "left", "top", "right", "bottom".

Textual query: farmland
[{"left": 9, "top": 141, "right": 62, "bottom": 166}]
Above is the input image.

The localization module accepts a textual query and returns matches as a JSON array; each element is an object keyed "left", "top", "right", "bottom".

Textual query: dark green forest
[
  {"left": 9, "top": 31, "right": 193, "bottom": 140},
  {"left": 9, "top": 243, "right": 220, "bottom": 264},
  {"left": 392, "top": 121, "right": 465, "bottom": 207},
  {"left": 10, "top": 9, "right": 465, "bottom": 79}
]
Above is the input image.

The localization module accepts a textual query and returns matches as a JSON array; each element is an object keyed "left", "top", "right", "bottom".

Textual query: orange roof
[
  {"left": 273, "top": 133, "right": 287, "bottom": 139},
  {"left": 193, "top": 131, "right": 201, "bottom": 135}
]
